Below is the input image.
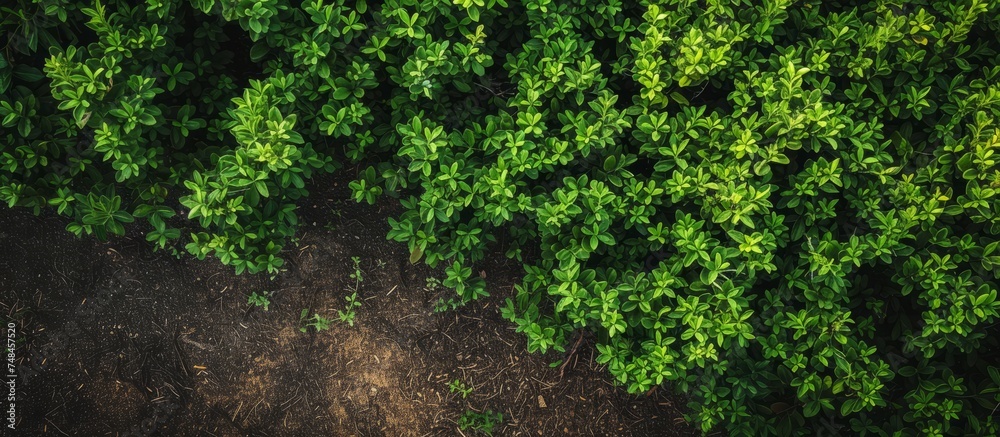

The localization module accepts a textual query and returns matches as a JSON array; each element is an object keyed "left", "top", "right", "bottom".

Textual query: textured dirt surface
[{"left": 0, "top": 172, "right": 696, "bottom": 436}]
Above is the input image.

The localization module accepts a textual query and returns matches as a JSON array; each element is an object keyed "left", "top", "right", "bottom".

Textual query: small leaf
[
  {"left": 409, "top": 247, "right": 423, "bottom": 264},
  {"left": 669, "top": 91, "right": 689, "bottom": 106},
  {"left": 603, "top": 155, "right": 617, "bottom": 172},
  {"left": 333, "top": 87, "right": 351, "bottom": 100}
]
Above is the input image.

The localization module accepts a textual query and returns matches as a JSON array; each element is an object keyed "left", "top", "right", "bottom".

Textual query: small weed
[
  {"left": 323, "top": 203, "right": 344, "bottom": 231},
  {"left": 425, "top": 276, "right": 442, "bottom": 290},
  {"left": 299, "top": 309, "right": 332, "bottom": 332},
  {"left": 448, "top": 378, "right": 474, "bottom": 399},
  {"left": 247, "top": 291, "right": 271, "bottom": 311},
  {"left": 458, "top": 410, "right": 503, "bottom": 436},
  {"left": 427, "top": 276, "right": 465, "bottom": 313},
  {"left": 349, "top": 256, "right": 363, "bottom": 286},
  {"left": 338, "top": 291, "right": 361, "bottom": 326},
  {"left": 335, "top": 256, "right": 365, "bottom": 326},
  {"left": 434, "top": 297, "right": 464, "bottom": 313},
  {"left": 329, "top": 205, "right": 344, "bottom": 218}
]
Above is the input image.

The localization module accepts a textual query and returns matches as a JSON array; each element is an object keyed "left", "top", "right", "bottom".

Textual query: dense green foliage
[{"left": 4, "top": 0, "right": 1000, "bottom": 435}]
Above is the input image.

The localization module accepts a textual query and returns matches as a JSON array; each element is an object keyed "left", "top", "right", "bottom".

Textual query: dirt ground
[{"left": 0, "top": 172, "right": 696, "bottom": 436}]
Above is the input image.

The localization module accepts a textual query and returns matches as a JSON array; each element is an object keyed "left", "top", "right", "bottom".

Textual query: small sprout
[
  {"left": 248, "top": 291, "right": 271, "bottom": 311},
  {"left": 299, "top": 309, "right": 332, "bottom": 332},
  {"left": 449, "top": 378, "right": 474, "bottom": 399},
  {"left": 458, "top": 410, "right": 503, "bottom": 436},
  {"left": 338, "top": 292, "right": 361, "bottom": 326}
]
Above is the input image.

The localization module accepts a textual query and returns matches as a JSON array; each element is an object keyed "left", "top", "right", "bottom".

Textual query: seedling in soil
[
  {"left": 299, "top": 309, "right": 332, "bottom": 332},
  {"left": 338, "top": 291, "right": 361, "bottom": 327},
  {"left": 458, "top": 410, "right": 503, "bottom": 436},
  {"left": 247, "top": 291, "right": 271, "bottom": 311},
  {"left": 448, "top": 378, "right": 474, "bottom": 399},
  {"left": 425, "top": 276, "right": 442, "bottom": 291},
  {"left": 334, "top": 256, "right": 365, "bottom": 327},
  {"left": 349, "top": 256, "right": 364, "bottom": 286},
  {"left": 428, "top": 276, "right": 465, "bottom": 313},
  {"left": 434, "top": 297, "right": 465, "bottom": 313},
  {"left": 323, "top": 204, "right": 344, "bottom": 231},
  {"left": 329, "top": 203, "right": 344, "bottom": 218}
]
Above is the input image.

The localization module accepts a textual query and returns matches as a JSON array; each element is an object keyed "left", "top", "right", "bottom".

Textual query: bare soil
[{"left": 0, "top": 171, "right": 696, "bottom": 436}]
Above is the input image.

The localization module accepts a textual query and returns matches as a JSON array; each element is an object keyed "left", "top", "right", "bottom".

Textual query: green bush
[{"left": 4, "top": 0, "right": 1000, "bottom": 435}]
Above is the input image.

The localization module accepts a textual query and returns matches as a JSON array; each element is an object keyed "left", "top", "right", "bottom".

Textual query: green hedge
[{"left": 3, "top": 0, "right": 1000, "bottom": 435}]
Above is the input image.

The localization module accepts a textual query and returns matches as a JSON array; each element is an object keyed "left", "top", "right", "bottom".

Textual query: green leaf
[
  {"left": 12, "top": 65, "right": 45, "bottom": 82},
  {"left": 333, "top": 87, "right": 351, "bottom": 100},
  {"left": 669, "top": 91, "right": 689, "bottom": 106},
  {"left": 603, "top": 155, "right": 617, "bottom": 172},
  {"left": 409, "top": 247, "right": 423, "bottom": 264},
  {"left": 255, "top": 181, "right": 270, "bottom": 197}
]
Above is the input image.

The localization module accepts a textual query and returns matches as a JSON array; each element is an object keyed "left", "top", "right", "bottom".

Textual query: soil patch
[{"left": 1, "top": 171, "right": 696, "bottom": 436}]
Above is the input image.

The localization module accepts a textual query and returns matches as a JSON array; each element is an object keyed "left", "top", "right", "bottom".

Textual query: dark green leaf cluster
[
  {"left": 4, "top": 0, "right": 1000, "bottom": 435},
  {"left": 1, "top": 0, "right": 341, "bottom": 275}
]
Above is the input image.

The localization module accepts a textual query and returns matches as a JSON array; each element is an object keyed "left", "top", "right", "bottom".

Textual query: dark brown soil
[{"left": 0, "top": 171, "right": 696, "bottom": 436}]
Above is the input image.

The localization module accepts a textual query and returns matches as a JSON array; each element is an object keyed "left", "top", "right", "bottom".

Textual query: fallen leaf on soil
[{"left": 538, "top": 395, "right": 546, "bottom": 408}]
